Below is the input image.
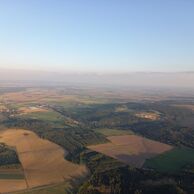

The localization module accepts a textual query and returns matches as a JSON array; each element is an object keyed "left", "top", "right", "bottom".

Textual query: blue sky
[{"left": 0, "top": 0, "right": 193, "bottom": 72}]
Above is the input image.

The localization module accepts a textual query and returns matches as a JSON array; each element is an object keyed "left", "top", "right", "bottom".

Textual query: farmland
[
  {"left": 144, "top": 147, "right": 194, "bottom": 173},
  {"left": 88, "top": 135, "right": 172, "bottom": 168},
  {"left": 0, "top": 86, "right": 194, "bottom": 193},
  {"left": 0, "top": 129, "right": 88, "bottom": 193},
  {"left": 93, "top": 128, "right": 133, "bottom": 136},
  {"left": 20, "top": 111, "right": 65, "bottom": 123},
  {"left": 0, "top": 167, "right": 24, "bottom": 179},
  {"left": 0, "top": 179, "right": 27, "bottom": 193},
  {"left": 17, "top": 182, "right": 73, "bottom": 194},
  {"left": 18, "top": 106, "right": 49, "bottom": 115}
]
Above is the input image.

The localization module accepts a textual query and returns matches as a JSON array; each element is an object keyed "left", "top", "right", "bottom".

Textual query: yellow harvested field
[
  {"left": 0, "top": 129, "right": 88, "bottom": 192},
  {"left": 0, "top": 89, "right": 65, "bottom": 103},
  {"left": 0, "top": 89, "right": 105, "bottom": 105},
  {"left": 0, "top": 89, "right": 85, "bottom": 104},
  {"left": 18, "top": 106, "right": 48, "bottom": 114},
  {"left": 0, "top": 180, "right": 27, "bottom": 193},
  {"left": 88, "top": 135, "right": 172, "bottom": 168}
]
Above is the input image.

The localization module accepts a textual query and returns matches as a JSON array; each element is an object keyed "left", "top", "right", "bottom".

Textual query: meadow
[
  {"left": 93, "top": 128, "right": 133, "bottom": 136},
  {"left": 20, "top": 111, "right": 64, "bottom": 123},
  {"left": 144, "top": 147, "right": 194, "bottom": 173}
]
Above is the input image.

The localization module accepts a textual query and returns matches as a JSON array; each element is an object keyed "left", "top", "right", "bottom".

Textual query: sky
[{"left": 0, "top": 0, "right": 194, "bottom": 73}]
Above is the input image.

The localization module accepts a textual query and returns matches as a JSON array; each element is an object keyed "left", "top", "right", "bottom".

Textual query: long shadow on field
[{"left": 116, "top": 153, "right": 157, "bottom": 168}]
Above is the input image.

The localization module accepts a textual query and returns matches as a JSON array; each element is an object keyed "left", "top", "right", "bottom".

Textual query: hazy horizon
[
  {"left": 0, "top": 1, "right": 194, "bottom": 88},
  {"left": 0, "top": 68, "right": 193, "bottom": 90}
]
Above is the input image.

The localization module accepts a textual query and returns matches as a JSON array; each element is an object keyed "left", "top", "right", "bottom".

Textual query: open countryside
[{"left": 0, "top": 129, "right": 88, "bottom": 193}]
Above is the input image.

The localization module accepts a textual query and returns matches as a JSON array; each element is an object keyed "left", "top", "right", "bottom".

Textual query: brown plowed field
[{"left": 88, "top": 135, "right": 172, "bottom": 168}]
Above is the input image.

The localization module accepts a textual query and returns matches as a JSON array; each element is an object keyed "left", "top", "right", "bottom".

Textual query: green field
[
  {"left": 0, "top": 164, "right": 25, "bottom": 180},
  {"left": 21, "top": 111, "right": 64, "bottom": 123},
  {"left": 144, "top": 147, "right": 194, "bottom": 173},
  {"left": 16, "top": 182, "right": 72, "bottom": 194},
  {"left": 0, "top": 173, "right": 24, "bottom": 179},
  {"left": 93, "top": 128, "right": 133, "bottom": 137}
]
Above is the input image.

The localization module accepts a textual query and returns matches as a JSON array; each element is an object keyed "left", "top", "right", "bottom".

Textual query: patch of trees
[
  {"left": 0, "top": 143, "right": 20, "bottom": 166},
  {"left": 3, "top": 118, "right": 107, "bottom": 162},
  {"left": 79, "top": 165, "right": 194, "bottom": 194},
  {"left": 53, "top": 101, "right": 194, "bottom": 149}
]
